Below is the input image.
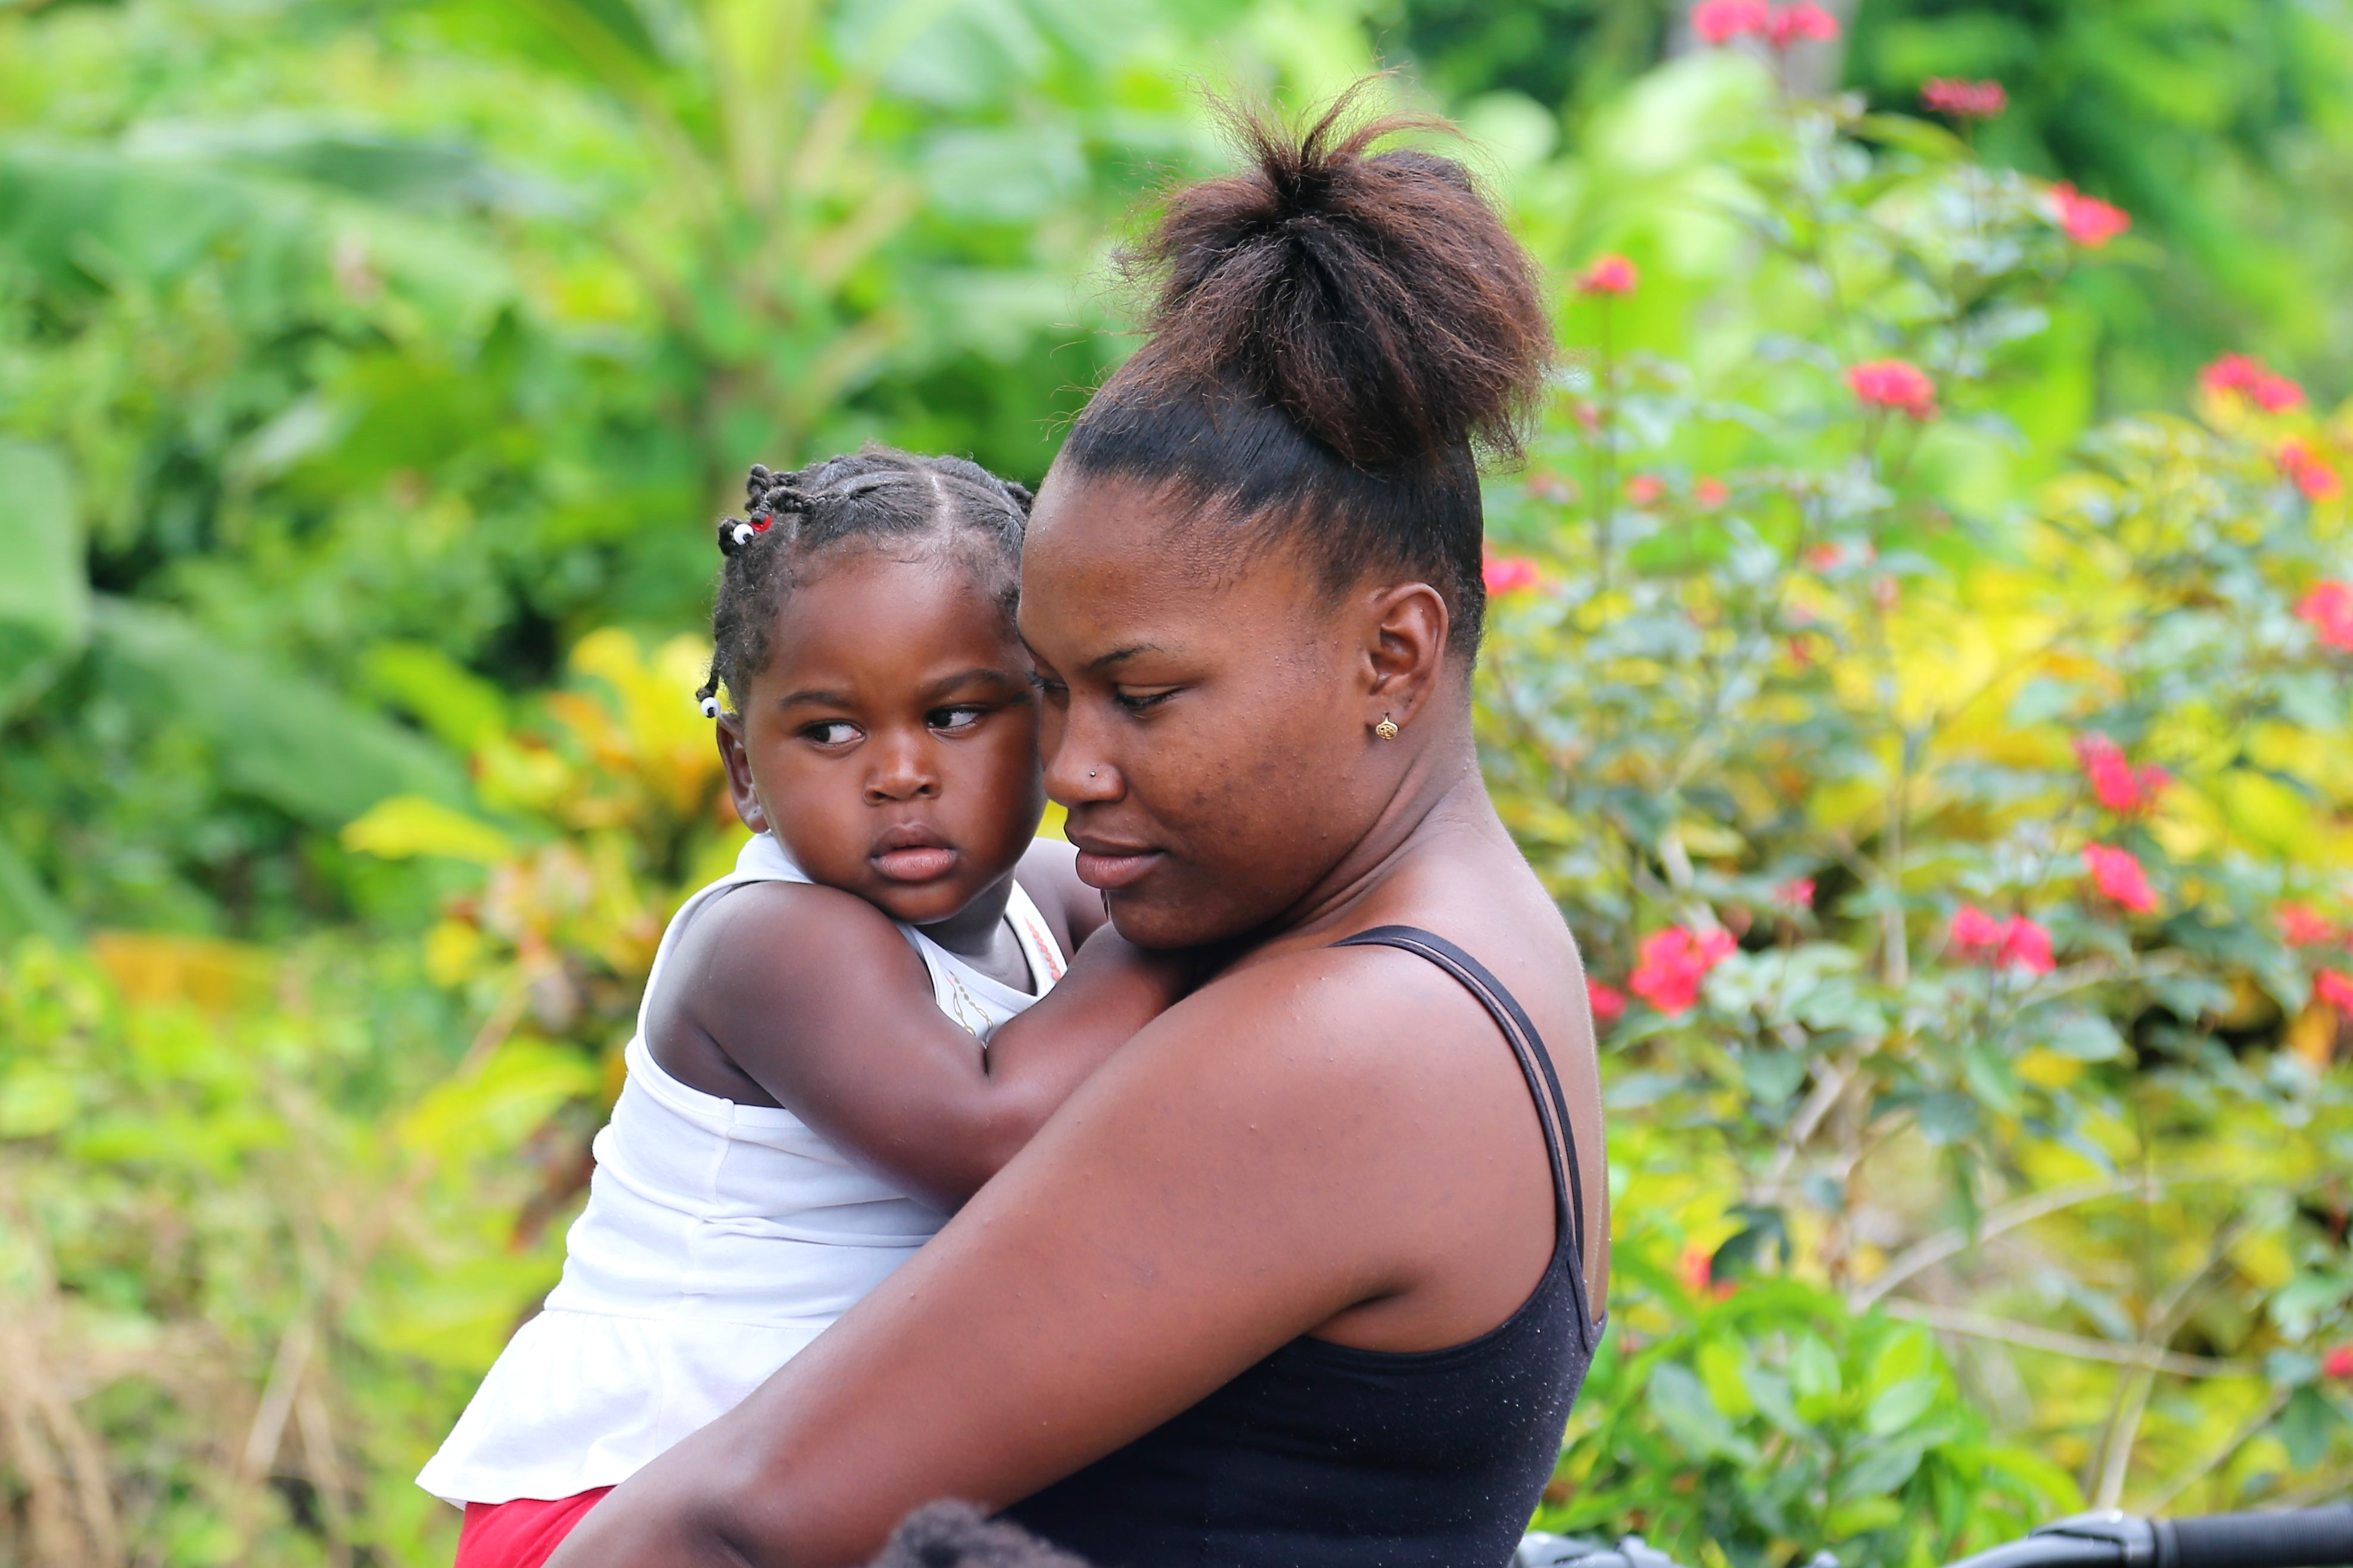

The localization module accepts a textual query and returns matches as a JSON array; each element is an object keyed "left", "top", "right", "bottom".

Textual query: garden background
[{"left": 5, "top": 0, "right": 2353, "bottom": 1563}]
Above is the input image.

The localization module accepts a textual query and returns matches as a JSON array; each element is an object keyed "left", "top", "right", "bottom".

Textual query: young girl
[{"left": 417, "top": 447, "right": 1184, "bottom": 1568}]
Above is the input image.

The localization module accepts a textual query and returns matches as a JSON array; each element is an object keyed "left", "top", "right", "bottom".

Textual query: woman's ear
[
  {"left": 1359, "top": 580, "right": 1451, "bottom": 737},
  {"left": 715, "top": 716, "right": 770, "bottom": 833}
]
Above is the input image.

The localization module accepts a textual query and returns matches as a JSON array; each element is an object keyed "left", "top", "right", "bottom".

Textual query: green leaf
[
  {"left": 0, "top": 440, "right": 87, "bottom": 719},
  {"left": 1863, "top": 1376, "right": 1939, "bottom": 1438},
  {"left": 91, "top": 599, "right": 466, "bottom": 828}
]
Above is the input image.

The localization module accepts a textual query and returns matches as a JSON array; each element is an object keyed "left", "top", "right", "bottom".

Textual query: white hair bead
[
  {"left": 730, "top": 522, "right": 757, "bottom": 548},
  {"left": 698, "top": 696, "right": 721, "bottom": 719}
]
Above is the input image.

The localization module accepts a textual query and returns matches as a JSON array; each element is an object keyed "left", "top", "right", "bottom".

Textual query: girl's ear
[
  {"left": 1359, "top": 579, "right": 1451, "bottom": 738},
  {"left": 715, "top": 716, "right": 770, "bottom": 833}
]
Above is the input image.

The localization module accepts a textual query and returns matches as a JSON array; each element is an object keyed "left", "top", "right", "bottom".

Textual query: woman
[{"left": 548, "top": 90, "right": 1608, "bottom": 1568}]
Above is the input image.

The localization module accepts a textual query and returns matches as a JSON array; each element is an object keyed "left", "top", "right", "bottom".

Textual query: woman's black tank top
[{"left": 1003, "top": 925, "right": 1602, "bottom": 1568}]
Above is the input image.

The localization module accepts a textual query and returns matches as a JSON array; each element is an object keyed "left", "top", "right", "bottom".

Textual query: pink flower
[
  {"left": 1766, "top": 2, "right": 1840, "bottom": 47},
  {"left": 1694, "top": 476, "right": 1729, "bottom": 508},
  {"left": 2199, "top": 353, "right": 2305, "bottom": 413},
  {"left": 2049, "top": 183, "right": 2131, "bottom": 248},
  {"left": 1576, "top": 254, "right": 1639, "bottom": 296},
  {"left": 1774, "top": 878, "right": 1816, "bottom": 911},
  {"left": 1922, "top": 78, "right": 2007, "bottom": 120},
  {"left": 2276, "top": 439, "right": 2342, "bottom": 502},
  {"left": 2279, "top": 905, "right": 2338, "bottom": 947},
  {"left": 1586, "top": 979, "right": 1628, "bottom": 1028},
  {"left": 1627, "top": 926, "right": 1737, "bottom": 1015},
  {"left": 2317, "top": 970, "right": 2353, "bottom": 1012},
  {"left": 1951, "top": 906, "right": 2056, "bottom": 974},
  {"left": 2082, "top": 844, "right": 2158, "bottom": 914},
  {"left": 2323, "top": 1345, "right": 2353, "bottom": 1380},
  {"left": 1786, "top": 635, "right": 1814, "bottom": 669},
  {"left": 1527, "top": 470, "right": 1576, "bottom": 504},
  {"left": 1847, "top": 359, "right": 1938, "bottom": 420},
  {"left": 1626, "top": 473, "right": 1664, "bottom": 507},
  {"left": 1999, "top": 917, "right": 2056, "bottom": 975},
  {"left": 2074, "top": 733, "right": 2168, "bottom": 815},
  {"left": 1692, "top": 0, "right": 1770, "bottom": 43},
  {"left": 1483, "top": 554, "right": 1540, "bottom": 596},
  {"left": 2297, "top": 581, "right": 2353, "bottom": 652}
]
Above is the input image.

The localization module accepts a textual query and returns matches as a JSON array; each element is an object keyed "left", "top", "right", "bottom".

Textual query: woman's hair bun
[{"left": 1122, "top": 81, "right": 1551, "bottom": 469}]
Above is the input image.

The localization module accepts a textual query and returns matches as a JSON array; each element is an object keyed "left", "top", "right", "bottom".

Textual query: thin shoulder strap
[{"left": 1333, "top": 924, "right": 1595, "bottom": 1340}]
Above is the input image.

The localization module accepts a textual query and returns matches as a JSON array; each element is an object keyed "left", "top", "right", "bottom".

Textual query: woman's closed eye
[{"left": 1115, "top": 686, "right": 1182, "bottom": 715}]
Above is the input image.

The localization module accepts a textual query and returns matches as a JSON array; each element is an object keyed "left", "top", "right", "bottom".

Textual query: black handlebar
[
  {"left": 2159, "top": 1507, "right": 2353, "bottom": 1568},
  {"left": 1518, "top": 1505, "right": 2353, "bottom": 1568}
]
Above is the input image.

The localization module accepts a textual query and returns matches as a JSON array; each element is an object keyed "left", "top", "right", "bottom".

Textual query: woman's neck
[{"left": 1241, "top": 713, "right": 1508, "bottom": 964}]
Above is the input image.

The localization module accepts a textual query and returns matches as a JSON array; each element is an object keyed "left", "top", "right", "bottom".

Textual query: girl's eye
[
  {"left": 1115, "top": 687, "right": 1181, "bottom": 715},
  {"left": 929, "top": 706, "right": 986, "bottom": 734},
  {"left": 801, "top": 720, "right": 861, "bottom": 747},
  {"left": 1032, "top": 674, "right": 1069, "bottom": 702}
]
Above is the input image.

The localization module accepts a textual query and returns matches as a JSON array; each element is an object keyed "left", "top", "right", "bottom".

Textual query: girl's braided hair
[{"left": 696, "top": 444, "right": 1034, "bottom": 718}]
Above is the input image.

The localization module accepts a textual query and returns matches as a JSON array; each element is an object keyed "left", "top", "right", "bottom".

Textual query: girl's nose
[{"left": 866, "top": 733, "right": 940, "bottom": 802}]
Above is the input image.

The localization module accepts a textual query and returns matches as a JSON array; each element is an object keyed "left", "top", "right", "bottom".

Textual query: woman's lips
[{"left": 1072, "top": 844, "right": 1163, "bottom": 891}]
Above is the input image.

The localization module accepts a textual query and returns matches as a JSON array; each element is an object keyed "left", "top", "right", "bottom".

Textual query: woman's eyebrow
[{"left": 1084, "top": 643, "right": 1166, "bottom": 675}]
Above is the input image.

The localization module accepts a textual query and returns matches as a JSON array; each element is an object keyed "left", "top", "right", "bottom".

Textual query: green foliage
[
  {"left": 5, "top": 2, "right": 2353, "bottom": 1565},
  {"left": 1474, "top": 49, "right": 2353, "bottom": 1549}
]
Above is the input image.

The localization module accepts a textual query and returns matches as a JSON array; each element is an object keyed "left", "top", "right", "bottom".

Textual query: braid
[{"left": 698, "top": 443, "right": 1032, "bottom": 719}]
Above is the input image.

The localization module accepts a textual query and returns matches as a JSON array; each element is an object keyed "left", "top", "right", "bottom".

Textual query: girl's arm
[
  {"left": 661, "top": 881, "right": 1184, "bottom": 1209},
  {"left": 544, "top": 943, "right": 1568, "bottom": 1568}
]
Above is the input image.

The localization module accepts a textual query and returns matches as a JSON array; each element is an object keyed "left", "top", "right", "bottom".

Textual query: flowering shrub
[{"left": 1483, "top": 49, "right": 2353, "bottom": 1556}]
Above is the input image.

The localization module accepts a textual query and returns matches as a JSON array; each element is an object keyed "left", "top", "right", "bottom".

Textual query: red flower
[
  {"left": 1766, "top": 2, "right": 1840, "bottom": 46},
  {"left": 2074, "top": 733, "right": 2168, "bottom": 815},
  {"left": 1692, "top": 0, "right": 1770, "bottom": 43},
  {"left": 1786, "top": 635, "right": 1814, "bottom": 669},
  {"left": 1626, "top": 473, "right": 1664, "bottom": 507},
  {"left": 1587, "top": 978, "right": 1628, "bottom": 1028},
  {"left": 2000, "top": 917, "right": 2056, "bottom": 974},
  {"left": 2276, "top": 439, "right": 2342, "bottom": 502},
  {"left": 1847, "top": 359, "right": 1938, "bottom": 420},
  {"left": 1774, "top": 877, "right": 1816, "bottom": 911},
  {"left": 1627, "top": 926, "right": 1738, "bottom": 1015},
  {"left": 2049, "top": 183, "right": 2131, "bottom": 248},
  {"left": 1483, "top": 554, "right": 1540, "bottom": 596},
  {"left": 2199, "top": 353, "right": 2305, "bottom": 413},
  {"left": 1576, "top": 253, "right": 1639, "bottom": 296},
  {"left": 1694, "top": 476, "right": 1729, "bottom": 508},
  {"left": 1921, "top": 78, "right": 2007, "bottom": 120},
  {"left": 2082, "top": 844, "right": 2158, "bottom": 914},
  {"left": 2279, "top": 905, "right": 2338, "bottom": 947},
  {"left": 1951, "top": 906, "right": 2056, "bottom": 974},
  {"left": 2297, "top": 581, "right": 2353, "bottom": 652},
  {"left": 1678, "top": 1242, "right": 1737, "bottom": 1299},
  {"left": 2317, "top": 970, "right": 2353, "bottom": 1012},
  {"left": 2323, "top": 1344, "right": 2353, "bottom": 1380}
]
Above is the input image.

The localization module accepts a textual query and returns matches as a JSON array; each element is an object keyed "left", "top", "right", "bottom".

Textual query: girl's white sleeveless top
[{"left": 417, "top": 832, "right": 1067, "bottom": 1505}]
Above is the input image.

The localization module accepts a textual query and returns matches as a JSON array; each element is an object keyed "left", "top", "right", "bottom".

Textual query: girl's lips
[
  {"left": 874, "top": 845, "right": 960, "bottom": 883},
  {"left": 1073, "top": 847, "right": 1163, "bottom": 891}
]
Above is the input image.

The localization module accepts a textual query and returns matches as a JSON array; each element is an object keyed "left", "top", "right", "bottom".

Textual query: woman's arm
[
  {"left": 545, "top": 944, "right": 1563, "bottom": 1568},
  {"left": 668, "top": 882, "right": 1185, "bottom": 1209}
]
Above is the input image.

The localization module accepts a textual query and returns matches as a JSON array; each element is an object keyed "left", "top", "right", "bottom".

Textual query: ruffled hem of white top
[{"left": 415, "top": 832, "right": 1066, "bottom": 1507}]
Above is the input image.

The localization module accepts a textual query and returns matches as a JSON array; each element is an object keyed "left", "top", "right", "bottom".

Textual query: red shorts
[{"left": 454, "top": 1489, "right": 612, "bottom": 1568}]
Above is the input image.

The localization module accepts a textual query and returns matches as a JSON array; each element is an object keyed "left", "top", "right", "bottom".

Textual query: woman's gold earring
[{"left": 1374, "top": 716, "right": 1400, "bottom": 741}]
